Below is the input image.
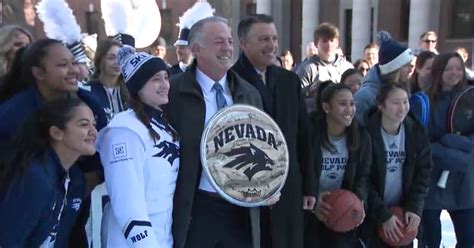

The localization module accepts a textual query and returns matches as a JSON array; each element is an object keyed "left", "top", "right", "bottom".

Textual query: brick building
[{"left": 2, "top": 0, "right": 473, "bottom": 67}]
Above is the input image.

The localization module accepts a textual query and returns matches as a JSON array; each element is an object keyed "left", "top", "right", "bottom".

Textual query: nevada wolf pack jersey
[{"left": 97, "top": 109, "right": 180, "bottom": 247}]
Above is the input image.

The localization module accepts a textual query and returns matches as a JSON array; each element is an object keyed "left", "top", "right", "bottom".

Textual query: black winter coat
[
  {"left": 232, "top": 53, "right": 316, "bottom": 248},
  {"left": 166, "top": 62, "right": 263, "bottom": 248},
  {"left": 362, "top": 111, "right": 432, "bottom": 247},
  {"left": 304, "top": 112, "right": 371, "bottom": 248},
  {"left": 309, "top": 113, "right": 371, "bottom": 203}
]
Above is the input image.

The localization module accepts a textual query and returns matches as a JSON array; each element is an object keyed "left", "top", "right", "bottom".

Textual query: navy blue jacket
[
  {"left": 83, "top": 80, "right": 127, "bottom": 122},
  {"left": 0, "top": 150, "right": 85, "bottom": 247},
  {"left": 0, "top": 86, "right": 107, "bottom": 142},
  {"left": 411, "top": 89, "right": 474, "bottom": 210}
]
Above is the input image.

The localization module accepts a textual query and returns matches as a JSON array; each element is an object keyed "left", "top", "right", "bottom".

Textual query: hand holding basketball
[
  {"left": 318, "top": 189, "right": 365, "bottom": 232},
  {"left": 381, "top": 214, "right": 404, "bottom": 243},
  {"left": 313, "top": 191, "right": 332, "bottom": 223},
  {"left": 378, "top": 207, "right": 419, "bottom": 246},
  {"left": 404, "top": 211, "right": 420, "bottom": 234}
]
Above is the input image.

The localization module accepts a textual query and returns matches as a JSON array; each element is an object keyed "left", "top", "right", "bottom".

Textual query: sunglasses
[{"left": 423, "top": 39, "right": 437, "bottom": 43}]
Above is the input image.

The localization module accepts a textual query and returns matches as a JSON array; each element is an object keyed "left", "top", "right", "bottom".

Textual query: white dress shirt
[{"left": 195, "top": 68, "right": 234, "bottom": 192}]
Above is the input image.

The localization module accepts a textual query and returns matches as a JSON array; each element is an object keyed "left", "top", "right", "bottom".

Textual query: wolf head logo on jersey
[
  {"left": 153, "top": 140, "right": 179, "bottom": 165},
  {"left": 223, "top": 143, "right": 274, "bottom": 181}
]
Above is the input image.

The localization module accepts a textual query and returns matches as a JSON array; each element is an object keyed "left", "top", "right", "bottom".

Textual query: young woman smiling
[
  {"left": 363, "top": 83, "right": 432, "bottom": 247},
  {"left": 0, "top": 98, "right": 97, "bottom": 247},
  {"left": 415, "top": 53, "right": 474, "bottom": 248},
  {"left": 97, "top": 47, "right": 180, "bottom": 247},
  {"left": 305, "top": 82, "right": 371, "bottom": 248},
  {"left": 0, "top": 39, "right": 106, "bottom": 141}
]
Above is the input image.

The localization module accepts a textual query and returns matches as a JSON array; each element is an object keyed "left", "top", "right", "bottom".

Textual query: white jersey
[{"left": 96, "top": 109, "right": 180, "bottom": 248}]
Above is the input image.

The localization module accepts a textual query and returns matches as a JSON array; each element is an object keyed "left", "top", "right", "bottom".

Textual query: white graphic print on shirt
[
  {"left": 318, "top": 135, "right": 348, "bottom": 194},
  {"left": 381, "top": 125, "right": 406, "bottom": 206}
]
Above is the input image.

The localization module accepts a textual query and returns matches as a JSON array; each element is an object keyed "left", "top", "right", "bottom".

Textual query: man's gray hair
[{"left": 188, "top": 16, "right": 229, "bottom": 48}]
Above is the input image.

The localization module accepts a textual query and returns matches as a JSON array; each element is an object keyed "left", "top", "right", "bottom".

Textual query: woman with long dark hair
[
  {"left": 362, "top": 83, "right": 432, "bottom": 247},
  {"left": 410, "top": 51, "right": 437, "bottom": 93},
  {"left": 0, "top": 38, "right": 107, "bottom": 247},
  {"left": 304, "top": 82, "right": 371, "bottom": 247},
  {"left": 341, "top": 68, "right": 363, "bottom": 93},
  {"left": 408, "top": 51, "right": 437, "bottom": 126},
  {"left": 0, "top": 98, "right": 97, "bottom": 247},
  {"left": 97, "top": 46, "right": 179, "bottom": 247},
  {"left": 415, "top": 53, "right": 474, "bottom": 248},
  {"left": 86, "top": 39, "right": 128, "bottom": 121},
  {"left": 0, "top": 38, "right": 106, "bottom": 141}
]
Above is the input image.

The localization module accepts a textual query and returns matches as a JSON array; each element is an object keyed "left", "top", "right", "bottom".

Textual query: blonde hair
[
  {"left": 419, "top": 31, "right": 437, "bottom": 40},
  {"left": 0, "top": 25, "right": 33, "bottom": 77}
]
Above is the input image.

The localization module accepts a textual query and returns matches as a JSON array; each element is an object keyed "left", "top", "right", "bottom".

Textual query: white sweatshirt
[{"left": 97, "top": 109, "right": 180, "bottom": 248}]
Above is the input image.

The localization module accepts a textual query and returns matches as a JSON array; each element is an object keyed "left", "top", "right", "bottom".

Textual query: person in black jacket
[
  {"left": 0, "top": 98, "right": 97, "bottom": 247},
  {"left": 363, "top": 83, "right": 432, "bottom": 247},
  {"left": 305, "top": 82, "right": 371, "bottom": 248},
  {"left": 232, "top": 14, "right": 316, "bottom": 248}
]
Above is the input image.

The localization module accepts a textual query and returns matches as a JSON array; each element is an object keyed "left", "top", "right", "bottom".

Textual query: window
[
  {"left": 344, "top": 9, "right": 352, "bottom": 61},
  {"left": 400, "top": 0, "right": 410, "bottom": 41},
  {"left": 451, "top": 0, "right": 474, "bottom": 38}
]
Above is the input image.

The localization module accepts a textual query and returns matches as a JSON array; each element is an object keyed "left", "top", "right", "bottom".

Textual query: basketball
[
  {"left": 323, "top": 189, "right": 364, "bottom": 232},
  {"left": 377, "top": 207, "right": 418, "bottom": 246}
]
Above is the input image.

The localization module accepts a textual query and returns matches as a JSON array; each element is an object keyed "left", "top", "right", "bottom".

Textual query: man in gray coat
[{"left": 166, "top": 16, "right": 266, "bottom": 248}]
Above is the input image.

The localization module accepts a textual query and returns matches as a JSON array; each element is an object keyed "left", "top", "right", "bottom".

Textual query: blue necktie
[{"left": 213, "top": 82, "right": 227, "bottom": 110}]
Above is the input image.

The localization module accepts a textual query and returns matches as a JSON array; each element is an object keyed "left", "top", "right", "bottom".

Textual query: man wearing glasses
[{"left": 419, "top": 31, "right": 439, "bottom": 54}]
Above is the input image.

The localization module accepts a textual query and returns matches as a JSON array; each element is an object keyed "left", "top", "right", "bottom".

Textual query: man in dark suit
[
  {"left": 166, "top": 16, "right": 266, "bottom": 248},
  {"left": 232, "top": 14, "right": 316, "bottom": 248}
]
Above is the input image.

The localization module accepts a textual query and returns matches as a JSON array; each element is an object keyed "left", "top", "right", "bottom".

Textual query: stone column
[
  {"left": 408, "top": 0, "right": 431, "bottom": 49},
  {"left": 256, "top": 0, "right": 272, "bottom": 15},
  {"left": 301, "top": 0, "right": 319, "bottom": 60},
  {"left": 351, "top": 0, "right": 371, "bottom": 62}
]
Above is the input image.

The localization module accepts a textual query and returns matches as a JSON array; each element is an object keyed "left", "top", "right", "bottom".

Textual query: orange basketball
[
  {"left": 377, "top": 207, "right": 418, "bottom": 246},
  {"left": 323, "top": 189, "right": 364, "bottom": 232}
]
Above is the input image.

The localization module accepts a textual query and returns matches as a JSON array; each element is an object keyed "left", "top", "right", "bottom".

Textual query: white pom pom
[
  {"left": 117, "top": 45, "right": 136, "bottom": 67},
  {"left": 178, "top": 2, "right": 215, "bottom": 29},
  {"left": 377, "top": 31, "right": 392, "bottom": 45},
  {"left": 101, "top": 0, "right": 131, "bottom": 35},
  {"left": 36, "top": 0, "right": 82, "bottom": 43}
]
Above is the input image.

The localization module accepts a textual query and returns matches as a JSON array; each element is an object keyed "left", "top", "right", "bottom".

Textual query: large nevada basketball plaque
[{"left": 200, "top": 104, "right": 289, "bottom": 207}]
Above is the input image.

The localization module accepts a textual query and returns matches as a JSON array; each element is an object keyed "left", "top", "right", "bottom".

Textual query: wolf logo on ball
[{"left": 201, "top": 105, "right": 289, "bottom": 207}]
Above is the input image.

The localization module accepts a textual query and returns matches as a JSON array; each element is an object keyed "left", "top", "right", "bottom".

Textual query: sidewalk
[
  {"left": 440, "top": 210, "right": 456, "bottom": 248},
  {"left": 413, "top": 210, "right": 456, "bottom": 248}
]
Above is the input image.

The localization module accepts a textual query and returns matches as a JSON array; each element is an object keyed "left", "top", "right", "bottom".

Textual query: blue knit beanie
[{"left": 377, "top": 31, "right": 414, "bottom": 75}]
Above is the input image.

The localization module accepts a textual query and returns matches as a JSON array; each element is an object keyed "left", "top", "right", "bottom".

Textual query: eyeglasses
[{"left": 423, "top": 39, "right": 437, "bottom": 43}]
